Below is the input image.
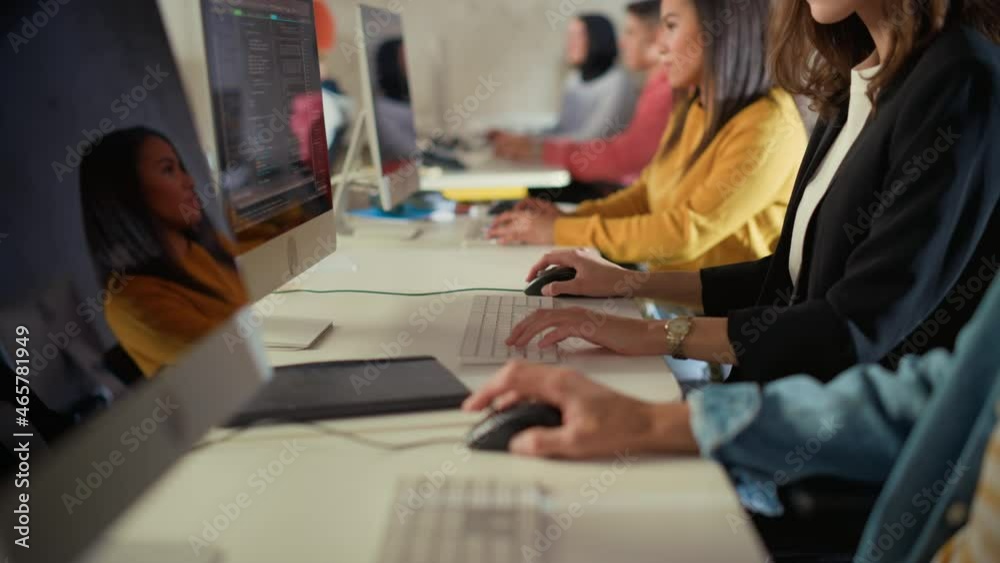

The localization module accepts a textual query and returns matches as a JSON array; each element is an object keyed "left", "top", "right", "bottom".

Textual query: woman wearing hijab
[
  {"left": 495, "top": 13, "right": 639, "bottom": 148},
  {"left": 551, "top": 14, "right": 639, "bottom": 140},
  {"left": 372, "top": 37, "right": 419, "bottom": 162},
  {"left": 494, "top": 1, "right": 673, "bottom": 198}
]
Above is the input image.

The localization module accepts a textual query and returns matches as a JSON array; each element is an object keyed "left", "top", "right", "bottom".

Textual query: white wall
[
  {"left": 320, "top": 0, "right": 633, "bottom": 135},
  {"left": 159, "top": 0, "right": 636, "bottom": 142}
]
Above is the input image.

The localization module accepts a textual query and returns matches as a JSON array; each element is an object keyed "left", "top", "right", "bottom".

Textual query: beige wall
[
  {"left": 159, "top": 0, "right": 638, "bottom": 149},
  {"left": 320, "top": 0, "right": 634, "bottom": 135}
]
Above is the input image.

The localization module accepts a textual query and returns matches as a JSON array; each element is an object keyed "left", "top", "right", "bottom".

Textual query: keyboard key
[{"left": 461, "top": 314, "right": 484, "bottom": 356}]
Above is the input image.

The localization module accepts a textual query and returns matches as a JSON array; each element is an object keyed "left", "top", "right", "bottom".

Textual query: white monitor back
[
  {"left": 356, "top": 4, "right": 422, "bottom": 211},
  {"left": 0, "top": 1, "right": 272, "bottom": 560},
  {"left": 4, "top": 312, "right": 270, "bottom": 563}
]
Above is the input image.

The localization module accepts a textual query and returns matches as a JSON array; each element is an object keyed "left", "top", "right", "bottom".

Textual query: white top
[{"left": 788, "top": 66, "right": 879, "bottom": 287}]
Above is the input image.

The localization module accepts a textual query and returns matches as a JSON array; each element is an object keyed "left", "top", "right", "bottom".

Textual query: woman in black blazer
[{"left": 503, "top": 1, "right": 1000, "bottom": 384}]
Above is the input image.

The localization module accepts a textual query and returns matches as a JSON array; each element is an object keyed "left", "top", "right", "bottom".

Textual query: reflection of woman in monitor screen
[
  {"left": 372, "top": 37, "right": 418, "bottom": 162},
  {"left": 79, "top": 127, "right": 248, "bottom": 377}
]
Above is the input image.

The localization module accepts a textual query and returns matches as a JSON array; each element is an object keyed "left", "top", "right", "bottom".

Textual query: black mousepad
[{"left": 226, "top": 356, "right": 469, "bottom": 427}]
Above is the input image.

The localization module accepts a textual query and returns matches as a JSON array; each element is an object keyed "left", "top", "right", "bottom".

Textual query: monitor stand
[
  {"left": 82, "top": 542, "right": 223, "bottom": 563},
  {"left": 259, "top": 238, "right": 335, "bottom": 351},
  {"left": 332, "top": 111, "right": 422, "bottom": 241},
  {"left": 262, "top": 316, "right": 333, "bottom": 350}
]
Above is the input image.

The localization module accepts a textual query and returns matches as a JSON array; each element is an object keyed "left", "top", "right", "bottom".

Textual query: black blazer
[{"left": 700, "top": 26, "right": 1000, "bottom": 384}]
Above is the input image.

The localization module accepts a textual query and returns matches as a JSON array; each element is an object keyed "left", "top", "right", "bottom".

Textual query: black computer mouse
[
  {"left": 488, "top": 200, "right": 518, "bottom": 215},
  {"left": 466, "top": 403, "right": 563, "bottom": 451},
  {"left": 524, "top": 266, "right": 577, "bottom": 296}
]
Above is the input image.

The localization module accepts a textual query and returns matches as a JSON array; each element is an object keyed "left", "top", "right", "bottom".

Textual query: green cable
[{"left": 273, "top": 287, "right": 523, "bottom": 296}]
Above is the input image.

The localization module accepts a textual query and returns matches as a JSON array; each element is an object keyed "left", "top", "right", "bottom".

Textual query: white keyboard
[
  {"left": 463, "top": 217, "right": 490, "bottom": 241},
  {"left": 377, "top": 477, "right": 546, "bottom": 563},
  {"left": 459, "top": 295, "right": 560, "bottom": 365}
]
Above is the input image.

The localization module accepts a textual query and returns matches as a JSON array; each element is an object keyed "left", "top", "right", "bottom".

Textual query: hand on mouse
[
  {"left": 487, "top": 211, "right": 557, "bottom": 245},
  {"left": 462, "top": 361, "right": 698, "bottom": 458},
  {"left": 525, "top": 248, "right": 640, "bottom": 297},
  {"left": 506, "top": 307, "right": 668, "bottom": 355},
  {"left": 494, "top": 133, "right": 540, "bottom": 161}
]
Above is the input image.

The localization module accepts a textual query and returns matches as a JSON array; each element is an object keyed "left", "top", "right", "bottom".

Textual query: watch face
[{"left": 671, "top": 317, "right": 692, "bottom": 335}]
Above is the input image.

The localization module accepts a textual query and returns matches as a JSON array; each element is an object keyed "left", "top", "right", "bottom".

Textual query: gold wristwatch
[{"left": 664, "top": 316, "right": 693, "bottom": 360}]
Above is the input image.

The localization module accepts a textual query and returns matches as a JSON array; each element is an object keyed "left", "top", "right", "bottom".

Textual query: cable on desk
[
  {"left": 188, "top": 425, "right": 255, "bottom": 452},
  {"left": 273, "top": 288, "right": 522, "bottom": 296},
  {"left": 301, "top": 421, "right": 463, "bottom": 451},
  {"left": 187, "top": 420, "right": 464, "bottom": 453}
]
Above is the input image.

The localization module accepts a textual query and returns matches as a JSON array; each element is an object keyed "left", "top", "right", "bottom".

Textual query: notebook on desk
[{"left": 225, "top": 356, "right": 469, "bottom": 427}]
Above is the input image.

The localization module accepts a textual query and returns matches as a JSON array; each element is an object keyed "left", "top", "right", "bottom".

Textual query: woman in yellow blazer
[
  {"left": 79, "top": 127, "right": 248, "bottom": 377},
  {"left": 489, "top": 0, "right": 807, "bottom": 272}
]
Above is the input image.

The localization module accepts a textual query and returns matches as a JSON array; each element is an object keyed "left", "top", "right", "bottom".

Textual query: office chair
[
  {"left": 753, "top": 477, "right": 883, "bottom": 563},
  {"left": 103, "top": 345, "right": 144, "bottom": 386}
]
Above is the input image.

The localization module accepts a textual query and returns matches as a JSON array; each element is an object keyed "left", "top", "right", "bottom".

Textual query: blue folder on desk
[{"left": 349, "top": 204, "right": 434, "bottom": 221}]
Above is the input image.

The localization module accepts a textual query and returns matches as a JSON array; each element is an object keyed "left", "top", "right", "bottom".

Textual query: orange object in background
[{"left": 314, "top": 0, "right": 336, "bottom": 53}]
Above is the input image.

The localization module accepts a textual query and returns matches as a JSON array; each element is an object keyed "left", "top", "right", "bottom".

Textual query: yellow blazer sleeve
[
  {"left": 105, "top": 281, "right": 231, "bottom": 376},
  {"left": 553, "top": 106, "right": 803, "bottom": 264},
  {"left": 559, "top": 164, "right": 650, "bottom": 215}
]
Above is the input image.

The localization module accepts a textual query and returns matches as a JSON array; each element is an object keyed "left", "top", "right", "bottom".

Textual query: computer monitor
[
  {"left": 350, "top": 4, "right": 422, "bottom": 212},
  {"left": 193, "top": 0, "right": 340, "bottom": 347},
  {"left": 199, "top": 0, "right": 337, "bottom": 302},
  {"left": 0, "top": 2, "right": 270, "bottom": 562}
]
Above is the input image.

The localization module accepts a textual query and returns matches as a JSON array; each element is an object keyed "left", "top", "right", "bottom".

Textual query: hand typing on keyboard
[
  {"left": 460, "top": 295, "right": 561, "bottom": 365},
  {"left": 506, "top": 307, "right": 667, "bottom": 356}
]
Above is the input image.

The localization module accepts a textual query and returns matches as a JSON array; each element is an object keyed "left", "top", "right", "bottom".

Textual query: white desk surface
[
  {"left": 420, "top": 156, "right": 571, "bottom": 190},
  {"left": 343, "top": 142, "right": 570, "bottom": 191},
  {"left": 99, "top": 217, "right": 767, "bottom": 563}
]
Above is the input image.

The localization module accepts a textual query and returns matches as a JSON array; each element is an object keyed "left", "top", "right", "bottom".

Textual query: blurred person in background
[
  {"left": 495, "top": 0, "right": 674, "bottom": 203},
  {"left": 493, "top": 12, "right": 638, "bottom": 149},
  {"left": 490, "top": 0, "right": 807, "bottom": 276}
]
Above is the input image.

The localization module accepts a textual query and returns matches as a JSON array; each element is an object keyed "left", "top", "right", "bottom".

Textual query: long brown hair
[
  {"left": 661, "top": 0, "right": 774, "bottom": 170},
  {"left": 770, "top": 0, "right": 1000, "bottom": 121}
]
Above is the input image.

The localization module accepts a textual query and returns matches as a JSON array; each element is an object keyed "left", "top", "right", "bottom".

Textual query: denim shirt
[{"left": 689, "top": 275, "right": 1000, "bottom": 563}]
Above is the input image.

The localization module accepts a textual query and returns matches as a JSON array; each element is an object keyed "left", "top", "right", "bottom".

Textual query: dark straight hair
[
  {"left": 627, "top": 0, "right": 662, "bottom": 25},
  {"left": 577, "top": 14, "right": 619, "bottom": 82},
  {"left": 79, "top": 127, "right": 233, "bottom": 299},
  {"left": 376, "top": 37, "right": 409, "bottom": 102},
  {"left": 661, "top": 0, "right": 774, "bottom": 170}
]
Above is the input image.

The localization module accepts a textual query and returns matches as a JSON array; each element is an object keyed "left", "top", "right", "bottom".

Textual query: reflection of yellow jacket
[
  {"left": 553, "top": 88, "right": 807, "bottom": 271},
  {"left": 104, "top": 241, "right": 248, "bottom": 377}
]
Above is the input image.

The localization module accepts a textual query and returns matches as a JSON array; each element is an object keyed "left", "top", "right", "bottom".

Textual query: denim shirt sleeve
[{"left": 688, "top": 350, "right": 953, "bottom": 516}]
